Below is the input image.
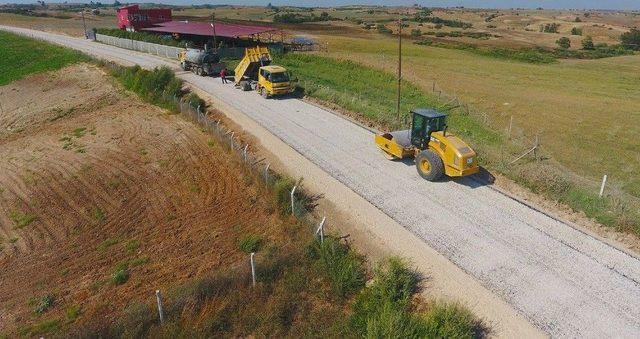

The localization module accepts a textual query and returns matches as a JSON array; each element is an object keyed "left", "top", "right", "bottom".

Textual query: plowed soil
[{"left": 0, "top": 64, "right": 281, "bottom": 333}]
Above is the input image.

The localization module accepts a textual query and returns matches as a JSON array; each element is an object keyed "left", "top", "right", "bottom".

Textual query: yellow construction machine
[
  {"left": 375, "top": 108, "right": 479, "bottom": 181},
  {"left": 234, "top": 46, "right": 294, "bottom": 98}
]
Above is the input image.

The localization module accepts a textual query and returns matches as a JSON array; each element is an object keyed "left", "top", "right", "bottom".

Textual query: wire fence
[
  {"left": 425, "top": 79, "right": 640, "bottom": 229},
  {"left": 95, "top": 34, "right": 249, "bottom": 60},
  {"left": 144, "top": 93, "right": 331, "bottom": 324},
  {"left": 173, "top": 92, "right": 318, "bottom": 221}
]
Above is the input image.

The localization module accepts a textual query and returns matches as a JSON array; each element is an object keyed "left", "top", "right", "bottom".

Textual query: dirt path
[
  {"left": 0, "top": 64, "right": 283, "bottom": 333},
  {"left": 4, "top": 26, "right": 640, "bottom": 337}
]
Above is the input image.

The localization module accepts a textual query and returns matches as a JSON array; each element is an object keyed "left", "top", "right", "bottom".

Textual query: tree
[
  {"left": 542, "top": 23, "right": 560, "bottom": 33},
  {"left": 113, "top": 0, "right": 121, "bottom": 6},
  {"left": 411, "top": 29, "right": 422, "bottom": 37},
  {"left": 574, "top": 16, "right": 582, "bottom": 22},
  {"left": 581, "top": 36, "right": 595, "bottom": 50},
  {"left": 620, "top": 28, "right": 640, "bottom": 51},
  {"left": 571, "top": 27, "right": 582, "bottom": 35},
  {"left": 556, "top": 37, "right": 571, "bottom": 49}
]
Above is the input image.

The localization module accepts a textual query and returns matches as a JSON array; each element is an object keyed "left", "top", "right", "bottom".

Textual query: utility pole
[
  {"left": 81, "top": 9, "right": 87, "bottom": 38},
  {"left": 396, "top": 18, "right": 402, "bottom": 121},
  {"left": 210, "top": 13, "right": 217, "bottom": 51}
]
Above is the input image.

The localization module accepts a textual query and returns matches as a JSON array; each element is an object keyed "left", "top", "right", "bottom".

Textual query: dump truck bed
[{"left": 234, "top": 46, "right": 271, "bottom": 85}]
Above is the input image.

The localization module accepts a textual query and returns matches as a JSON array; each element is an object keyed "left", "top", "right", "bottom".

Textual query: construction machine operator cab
[{"left": 410, "top": 108, "right": 447, "bottom": 149}]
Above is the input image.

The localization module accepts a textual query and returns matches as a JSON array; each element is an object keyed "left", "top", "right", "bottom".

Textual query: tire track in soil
[{"left": 1, "top": 64, "right": 279, "bottom": 334}]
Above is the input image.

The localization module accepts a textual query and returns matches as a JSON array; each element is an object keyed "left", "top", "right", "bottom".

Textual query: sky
[{"left": 2, "top": 1, "right": 640, "bottom": 10}]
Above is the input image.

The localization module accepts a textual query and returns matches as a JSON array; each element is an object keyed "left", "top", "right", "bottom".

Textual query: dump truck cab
[
  {"left": 374, "top": 108, "right": 479, "bottom": 181},
  {"left": 257, "top": 66, "right": 292, "bottom": 98}
]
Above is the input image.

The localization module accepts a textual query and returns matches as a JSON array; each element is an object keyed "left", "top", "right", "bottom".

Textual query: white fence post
[
  {"left": 250, "top": 252, "right": 256, "bottom": 287},
  {"left": 316, "top": 216, "right": 326, "bottom": 244},
  {"left": 243, "top": 144, "right": 249, "bottom": 162},
  {"left": 155, "top": 290, "right": 164, "bottom": 324},
  {"left": 508, "top": 115, "right": 513, "bottom": 139},
  {"left": 290, "top": 185, "right": 297, "bottom": 215},
  {"left": 264, "top": 163, "right": 270, "bottom": 184},
  {"left": 599, "top": 174, "right": 608, "bottom": 198}
]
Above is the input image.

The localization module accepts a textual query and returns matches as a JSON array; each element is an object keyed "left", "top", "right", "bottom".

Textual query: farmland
[{"left": 0, "top": 30, "right": 87, "bottom": 85}]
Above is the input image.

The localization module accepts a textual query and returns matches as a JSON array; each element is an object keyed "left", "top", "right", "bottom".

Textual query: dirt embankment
[{"left": 0, "top": 64, "right": 284, "bottom": 333}]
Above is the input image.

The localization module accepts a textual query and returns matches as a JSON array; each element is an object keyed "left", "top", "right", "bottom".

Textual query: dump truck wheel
[
  {"left": 416, "top": 149, "right": 444, "bottom": 181},
  {"left": 180, "top": 62, "right": 187, "bottom": 71}
]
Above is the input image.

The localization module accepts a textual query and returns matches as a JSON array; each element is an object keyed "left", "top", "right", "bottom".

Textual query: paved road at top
[{"left": 4, "top": 26, "right": 640, "bottom": 337}]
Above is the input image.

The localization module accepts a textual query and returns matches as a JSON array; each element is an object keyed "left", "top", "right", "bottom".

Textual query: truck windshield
[{"left": 269, "top": 72, "right": 290, "bottom": 83}]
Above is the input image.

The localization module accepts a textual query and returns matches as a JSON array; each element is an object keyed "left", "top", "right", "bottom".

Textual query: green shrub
[
  {"left": 34, "top": 295, "right": 55, "bottom": 315},
  {"left": 108, "top": 65, "right": 184, "bottom": 111},
  {"left": 351, "top": 257, "right": 419, "bottom": 332},
  {"left": 9, "top": 211, "right": 37, "bottom": 229},
  {"left": 18, "top": 319, "right": 61, "bottom": 337},
  {"left": 66, "top": 305, "right": 82, "bottom": 321},
  {"left": 542, "top": 22, "right": 560, "bottom": 33},
  {"left": 273, "top": 177, "right": 296, "bottom": 215},
  {"left": 620, "top": 28, "right": 640, "bottom": 51},
  {"left": 423, "top": 302, "right": 478, "bottom": 338},
  {"left": 414, "top": 16, "right": 472, "bottom": 29},
  {"left": 238, "top": 234, "right": 262, "bottom": 253},
  {"left": 307, "top": 238, "right": 365, "bottom": 298},
  {"left": 364, "top": 301, "right": 426, "bottom": 338},
  {"left": 582, "top": 36, "right": 595, "bottom": 50},
  {"left": 184, "top": 92, "right": 205, "bottom": 110},
  {"left": 111, "top": 268, "right": 129, "bottom": 285},
  {"left": 97, "top": 238, "right": 118, "bottom": 252},
  {"left": 556, "top": 37, "right": 571, "bottom": 49},
  {"left": 571, "top": 27, "right": 583, "bottom": 35},
  {"left": 92, "top": 207, "right": 106, "bottom": 222},
  {"left": 377, "top": 24, "right": 392, "bottom": 34},
  {"left": 126, "top": 239, "right": 140, "bottom": 254}
]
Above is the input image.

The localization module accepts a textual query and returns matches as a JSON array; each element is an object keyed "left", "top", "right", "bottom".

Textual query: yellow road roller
[{"left": 375, "top": 108, "right": 479, "bottom": 181}]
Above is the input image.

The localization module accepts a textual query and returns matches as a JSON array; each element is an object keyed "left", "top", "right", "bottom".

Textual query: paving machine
[{"left": 375, "top": 108, "right": 479, "bottom": 181}]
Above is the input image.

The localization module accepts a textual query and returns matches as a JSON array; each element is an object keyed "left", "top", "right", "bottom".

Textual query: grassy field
[
  {"left": 314, "top": 33, "right": 640, "bottom": 198},
  {"left": 0, "top": 30, "right": 87, "bottom": 85}
]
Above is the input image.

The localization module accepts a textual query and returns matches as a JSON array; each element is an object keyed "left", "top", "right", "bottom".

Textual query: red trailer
[{"left": 116, "top": 5, "right": 171, "bottom": 31}]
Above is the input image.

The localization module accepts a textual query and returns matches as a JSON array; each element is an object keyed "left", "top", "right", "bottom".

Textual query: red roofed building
[
  {"left": 116, "top": 5, "right": 172, "bottom": 31},
  {"left": 115, "top": 5, "right": 279, "bottom": 49}
]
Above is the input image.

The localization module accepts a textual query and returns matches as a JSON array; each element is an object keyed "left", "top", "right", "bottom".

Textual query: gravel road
[{"left": 4, "top": 26, "right": 640, "bottom": 337}]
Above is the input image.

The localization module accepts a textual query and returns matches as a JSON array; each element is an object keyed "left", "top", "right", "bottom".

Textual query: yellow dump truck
[
  {"left": 234, "top": 46, "right": 294, "bottom": 98},
  {"left": 375, "top": 108, "right": 479, "bottom": 181}
]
